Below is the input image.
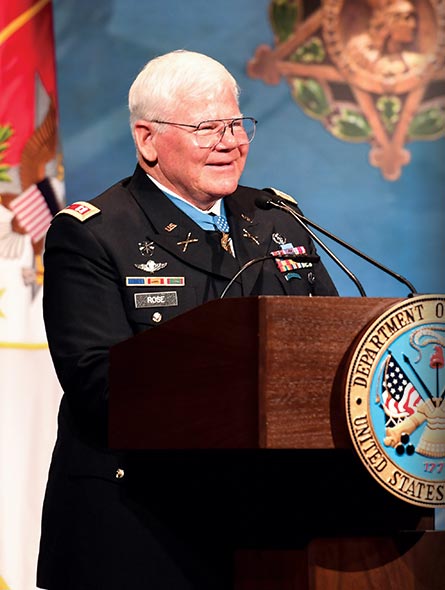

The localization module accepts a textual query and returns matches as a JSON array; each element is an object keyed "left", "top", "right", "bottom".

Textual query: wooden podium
[{"left": 109, "top": 297, "right": 444, "bottom": 589}]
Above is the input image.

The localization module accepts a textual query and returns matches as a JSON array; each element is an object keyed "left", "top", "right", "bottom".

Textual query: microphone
[
  {"left": 256, "top": 192, "right": 366, "bottom": 296},
  {"left": 220, "top": 251, "right": 320, "bottom": 299},
  {"left": 256, "top": 190, "right": 417, "bottom": 297}
]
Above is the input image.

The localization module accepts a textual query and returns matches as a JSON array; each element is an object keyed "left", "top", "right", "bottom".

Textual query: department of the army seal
[{"left": 345, "top": 294, "right": 445, "bottom": 508}]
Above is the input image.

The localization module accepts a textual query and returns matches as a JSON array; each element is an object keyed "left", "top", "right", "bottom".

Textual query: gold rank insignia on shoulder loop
[
  {"left": 267, "top": 187, "right": 298, "bottom": 205},
  {"left": 56, "top": 201, "right": 101, "bottom": 222}
]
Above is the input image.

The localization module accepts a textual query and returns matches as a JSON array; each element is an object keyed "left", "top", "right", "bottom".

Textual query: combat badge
[
  {"left": 345, "top": 295, "right": 445, "bottom": 508},
  {"left": 134, "top": 260, "right": 168, "bottom": 273}
]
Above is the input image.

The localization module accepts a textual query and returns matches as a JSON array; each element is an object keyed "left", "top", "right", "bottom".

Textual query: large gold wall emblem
[{"left": 247, "top": 0, "right": 445, "bottom": 180}]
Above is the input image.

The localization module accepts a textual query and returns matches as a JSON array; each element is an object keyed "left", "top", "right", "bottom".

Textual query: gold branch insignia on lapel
[
  {"left": 177, "top": 232, "right": 199, "bottom": 252},
  {"left": 242, "top": 228, "right": 260, "bottom": 245}
]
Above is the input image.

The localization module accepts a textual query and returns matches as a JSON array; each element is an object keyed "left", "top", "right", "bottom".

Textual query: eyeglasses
[{"left": 150, "top": 117, "right": 257, "bottom": 148}]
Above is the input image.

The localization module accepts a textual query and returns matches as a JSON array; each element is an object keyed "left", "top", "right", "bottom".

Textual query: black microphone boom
[
  {"left": 256, "top": 192, "right": 367, "bottom": 296},
  {"left": 256, "top": 190, "right": 417, "bottom": 297},
  {"left": 220, "top": 252, "right": 319, "bottom": 299}
]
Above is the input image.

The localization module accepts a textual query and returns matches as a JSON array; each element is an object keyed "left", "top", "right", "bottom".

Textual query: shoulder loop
[
  {"left": 266, "top": 187, "right": 298, "bottom": 205},
  {"left": 56, "top": 201, "right": 101, "bottom": 222}
]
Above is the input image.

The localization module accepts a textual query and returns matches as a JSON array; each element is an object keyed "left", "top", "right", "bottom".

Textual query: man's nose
[{"left": 216, "top": 124, "right": 238, "bottom": 148}]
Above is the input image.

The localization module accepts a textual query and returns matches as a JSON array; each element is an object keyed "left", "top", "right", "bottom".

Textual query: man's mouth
[{"left": 207, "top": 161, "right": 234, "bottom": 167}]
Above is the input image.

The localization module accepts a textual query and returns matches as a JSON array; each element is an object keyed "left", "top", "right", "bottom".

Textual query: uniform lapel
[
  {"left": 127, "top": 166, "right": 240, "bottom": 280},
  {"left": 225, "top": 187, "right": 275, "bottom": 296}
]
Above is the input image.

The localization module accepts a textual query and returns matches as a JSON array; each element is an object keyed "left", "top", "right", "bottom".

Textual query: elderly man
[{"left": 37, "top": 50, "right": 337, "bottom": 590}]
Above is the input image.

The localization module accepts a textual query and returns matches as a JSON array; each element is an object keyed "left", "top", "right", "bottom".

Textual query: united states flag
[
  {"left": 381, "top": 352, "right": 422, "bottom": 423},
  {"left": 9, "top": 180, "right": 57, "bottom": 242}
]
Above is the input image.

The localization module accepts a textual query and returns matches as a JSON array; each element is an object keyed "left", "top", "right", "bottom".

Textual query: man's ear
[{"left": 133, "top": 120, "right": 157, "bottom": 162}]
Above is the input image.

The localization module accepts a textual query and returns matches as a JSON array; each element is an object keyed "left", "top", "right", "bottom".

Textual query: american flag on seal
[{"left": 380, "top": 352, "right": 422, "bottom": 425}]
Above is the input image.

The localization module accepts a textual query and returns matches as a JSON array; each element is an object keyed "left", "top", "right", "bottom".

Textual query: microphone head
[
  {"left": 255, "top": 193, "right": 275, "bottom": 210},
  {"left": 256, "top": 188, "right": 298, "bottom": 211}
]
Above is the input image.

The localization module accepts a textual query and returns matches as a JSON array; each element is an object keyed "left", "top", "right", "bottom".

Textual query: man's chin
[{"left": 206, "top": 178, "right": 240, "bottom": 198}]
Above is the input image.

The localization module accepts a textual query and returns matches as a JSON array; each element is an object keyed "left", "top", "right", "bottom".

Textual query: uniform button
[
  {"left": 152, "top": 312, "right": 162, "bottom": 323},
  {"left": 308, "top": 272, "right": 316, "bottom": 284},
  {"left": 115, "top": 468, "right": 125, "bottom": 479}
]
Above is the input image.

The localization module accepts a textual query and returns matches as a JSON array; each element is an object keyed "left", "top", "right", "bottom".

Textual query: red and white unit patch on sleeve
[{"left": 58, "top": 201, "right": 101, "bottom": 222}]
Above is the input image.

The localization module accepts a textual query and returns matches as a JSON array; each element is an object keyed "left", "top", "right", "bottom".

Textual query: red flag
[
  {"left": 0, "top": 0, "right": 63, "bottom": 278},
  {"left": 430, "top": 345, "right": 445, "bottom": 369},
  {"left": 0, "top": 0, "right": 58, "bottom": 165},
  {"left": 0, "top": 2, "right": 63, "bottom": 589}
]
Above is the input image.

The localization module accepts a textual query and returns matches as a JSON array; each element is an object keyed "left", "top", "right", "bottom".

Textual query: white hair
[{"left": 128, "top": 50, "right": 240, "bottom": 135}]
